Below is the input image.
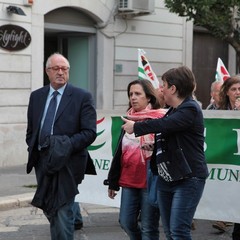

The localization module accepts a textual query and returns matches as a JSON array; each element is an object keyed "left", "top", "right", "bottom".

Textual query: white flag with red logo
[
  {"left": 138, "top": 49, "right": 159, "bottom": 89},
  {"left": 215, "top": 58, "right": 230, "bottom": 81}
]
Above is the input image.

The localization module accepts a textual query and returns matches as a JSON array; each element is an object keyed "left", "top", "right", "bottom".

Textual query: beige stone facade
[{"left": 0, "top": 0, "right": 193, "bottom": 166}]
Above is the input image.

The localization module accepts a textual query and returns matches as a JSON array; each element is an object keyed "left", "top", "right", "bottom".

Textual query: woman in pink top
[{"left": 106, "top": 80, "right": 166, "bottom": 240}]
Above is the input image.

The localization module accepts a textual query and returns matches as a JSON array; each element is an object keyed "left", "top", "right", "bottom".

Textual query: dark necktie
[{"left": 39, "top": 91, "right": 59, "bottom": 147}]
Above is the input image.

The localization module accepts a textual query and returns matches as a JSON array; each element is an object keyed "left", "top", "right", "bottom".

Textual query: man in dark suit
[{"left": 26, "top": 53, "right": 96, "bottom": 240}]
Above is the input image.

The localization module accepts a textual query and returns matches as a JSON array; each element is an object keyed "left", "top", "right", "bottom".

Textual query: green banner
[{"left": 79, "top": 111, "right": 240, "bottom": 222}]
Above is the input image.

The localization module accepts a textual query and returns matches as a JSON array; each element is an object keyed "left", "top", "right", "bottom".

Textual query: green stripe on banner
[{"left": 111, "top": 117, "right": 124, "bottom": 156}]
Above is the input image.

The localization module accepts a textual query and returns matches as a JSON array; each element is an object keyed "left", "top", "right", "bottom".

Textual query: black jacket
[
  {"left": 105, "top": 130, "right": 125, "bottom": 191},
  {"left": 31, "top": 135, "right": 77, "bottom": 216},
  {"left": 134, "top": 97, "right": 209, "bottom": 179}
]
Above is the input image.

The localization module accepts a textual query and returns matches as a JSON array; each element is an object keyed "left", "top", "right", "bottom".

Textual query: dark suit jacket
[
  {"left": 31, "top": 135, "right": 77, "bottom": 216},
  {"left": 26, "top": 83, "right": 97, "bottom": 184},
  {"left": 134, "top": 96, "right": 209, "bottom": 179}
]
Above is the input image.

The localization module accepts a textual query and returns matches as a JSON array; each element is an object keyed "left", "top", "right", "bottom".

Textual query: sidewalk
[{"left": 0, "top": 164, "right": 36, "bottom": 210}]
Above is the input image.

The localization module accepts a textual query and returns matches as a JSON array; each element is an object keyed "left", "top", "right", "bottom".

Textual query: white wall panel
[
  {"left": 115, "top": 47, "right": 182, "bottom": 63},
  {"left": 0, "top": 73, "right": 30, "bottom": 88},
  {"left": 115, "top": 20, "right": 183, "bottom": 37},
  {"left": 128, "top": 8, "right": 183, "bottom": 24},
  {"left": 0, "top": 89, "right": 30, "bottom": 106},
  {"left": 114, "top": 62, "right": 181, "bottom": 81},
  {"left": 116, "top": 34, "right": 183, "bottom": 50},
  {"left": 0, "top": 123, "right": 27, "bottom": 166},
  {"left": 114, "top": 91, "right": 129, "bottom": 106},
  {"left": 0, "top": 106, "right": 27, "bottom": 124},
  {"left": 0, "top": 54, "right": 31, "bottom": 72},
  {"left": 114, "top": 75, "right": 133, "bottom": 91}
]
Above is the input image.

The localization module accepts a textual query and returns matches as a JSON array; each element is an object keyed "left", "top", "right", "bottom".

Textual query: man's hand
[{"left": 121, "top": 117, "right": 135, "bottom": 134}]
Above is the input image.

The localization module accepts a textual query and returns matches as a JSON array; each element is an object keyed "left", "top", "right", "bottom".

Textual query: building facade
[{"left": 0, "top": 0, "right": 193, "bottom": 166}]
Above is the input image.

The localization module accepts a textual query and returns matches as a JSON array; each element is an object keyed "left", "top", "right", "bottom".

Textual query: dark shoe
[
  {"left": 212, "top": 221, "right": 227, "bottom": 232},
  {"left": 74, "top": 222, "right": 83, "bottom": 230},
  {"left": 191, "top": 220, "right": 196, "bottom": 230}
]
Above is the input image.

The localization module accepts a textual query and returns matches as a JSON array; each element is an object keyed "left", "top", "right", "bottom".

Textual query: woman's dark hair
[
  {"left": 161, "top": 66, "right": 196, "bottom": 98},
  {"left": 127, "top": 79, "right": 160, "bottom": 109},
  {"left": 218, "top": 75, "right": 240, "bottom": 109}
]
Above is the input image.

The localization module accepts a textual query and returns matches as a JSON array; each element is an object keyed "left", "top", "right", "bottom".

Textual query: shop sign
[{"left": 0, "top": 24, "right": 31, "bottom": 51}]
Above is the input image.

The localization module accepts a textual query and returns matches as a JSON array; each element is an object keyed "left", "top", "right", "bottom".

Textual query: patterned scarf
[{"left": 126, "top": 104, "right": 166, "bottom": 162}]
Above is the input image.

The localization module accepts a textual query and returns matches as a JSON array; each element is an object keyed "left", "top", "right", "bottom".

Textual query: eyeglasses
[{"left": 48, "top": 66, "right": 70, "bottom": 72}]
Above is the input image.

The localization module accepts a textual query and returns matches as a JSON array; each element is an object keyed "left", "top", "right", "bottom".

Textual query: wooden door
[{"left": 192, "top": 30, "right": 229, "bottom": 108}]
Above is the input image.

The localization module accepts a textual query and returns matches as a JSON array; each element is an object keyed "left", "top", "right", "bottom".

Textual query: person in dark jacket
[
  {"left": 122, "top": 66, "right": 209, "bottom": 240},
  {"left": 26, "top": 53, "right": 96, "bottom": 240}
]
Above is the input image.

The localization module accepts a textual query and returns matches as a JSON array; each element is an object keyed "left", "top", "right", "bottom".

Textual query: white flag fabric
[
  {"left": 215, "top": 58, "right": 230, "bottom": 81},
  {"left": 138, "top": 49, "right": 159, "bottom": 89}
]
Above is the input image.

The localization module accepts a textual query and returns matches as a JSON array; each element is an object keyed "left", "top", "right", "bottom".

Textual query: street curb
[
  {"left": 0, "top": 193, "right": 34, "bottom": 211},
  {"left": 0, "top": 193, "right": 120, "bottom": 216}
]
